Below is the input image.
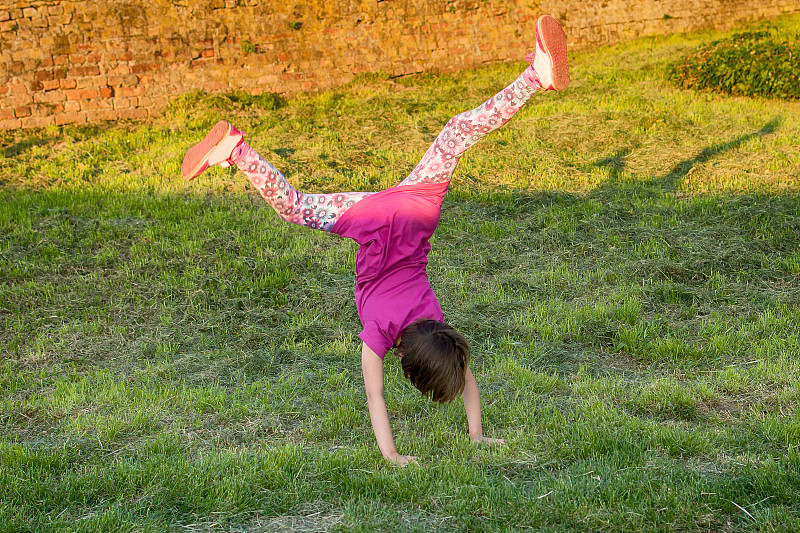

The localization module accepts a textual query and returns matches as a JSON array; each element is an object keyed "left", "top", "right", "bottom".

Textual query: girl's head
[{"left": 395, "top": 319, "right": 470, "bottom": 403}]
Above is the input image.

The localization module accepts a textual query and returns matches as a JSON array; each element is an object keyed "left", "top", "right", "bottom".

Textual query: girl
[{"left": 181, "top": 15, "right": 569, "bottom": 466}]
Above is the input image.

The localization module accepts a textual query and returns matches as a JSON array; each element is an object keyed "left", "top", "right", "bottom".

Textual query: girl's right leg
[{"left": 181, "top": 121, "right": 371, "bottom": 232}]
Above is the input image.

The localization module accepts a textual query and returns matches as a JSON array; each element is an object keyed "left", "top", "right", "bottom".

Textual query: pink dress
[{"left": 332, "top": 182, "right": 449, "bottom": 358}]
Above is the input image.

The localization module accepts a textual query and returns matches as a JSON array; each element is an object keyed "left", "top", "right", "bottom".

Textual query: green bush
[{"left": 670, "top": 30, "right": 800, "bottom": 100}]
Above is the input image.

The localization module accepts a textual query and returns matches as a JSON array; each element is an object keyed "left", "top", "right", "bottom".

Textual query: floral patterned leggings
[{"left": 235, "top": 72, "right": 540, "bottom": 231}]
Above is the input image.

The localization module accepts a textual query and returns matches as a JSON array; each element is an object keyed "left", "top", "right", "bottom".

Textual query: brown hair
[{"left": 396, "top": 319, "right": 470, "bottom": 403}]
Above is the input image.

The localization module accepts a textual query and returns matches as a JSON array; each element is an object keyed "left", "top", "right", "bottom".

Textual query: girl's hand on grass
[
  {"left": 470, "top": 435, "right": 505, "bottom": 445},
  {"left": 387, "top": 453, "right": 419, "bottom": 467}
]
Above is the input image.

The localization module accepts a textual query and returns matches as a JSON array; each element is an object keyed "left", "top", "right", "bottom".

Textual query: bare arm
[
  {"left": 462, "top": 366, "right": 505, "bottom": 444},
  {"left": 361, "top": 342, "right": 418, "bottom": 466}
]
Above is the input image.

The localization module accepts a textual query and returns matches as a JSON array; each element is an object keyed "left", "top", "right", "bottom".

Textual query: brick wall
[{"left": 1, "top": 0, "right": 798, "bottom": 130}]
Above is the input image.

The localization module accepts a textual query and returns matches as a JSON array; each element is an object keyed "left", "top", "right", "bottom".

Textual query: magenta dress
[{"left": 332, "top": 182, "right": 449, "bottom": 358}]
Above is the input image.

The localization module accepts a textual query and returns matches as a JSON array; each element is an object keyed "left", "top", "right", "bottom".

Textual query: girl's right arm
[
  {"left": 361, "top": 342, "right": 418, "bottom": 466},
  {"left": 462, "top": 366, "right": 505, "bottom": 445}
]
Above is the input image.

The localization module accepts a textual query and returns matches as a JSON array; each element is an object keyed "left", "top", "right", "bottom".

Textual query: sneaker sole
[
  {"left": 181, "top": 120, "right": 231, "bottom": 181},
  {"left": 537, "top": 15, "right": 570, "bottom": 91}
]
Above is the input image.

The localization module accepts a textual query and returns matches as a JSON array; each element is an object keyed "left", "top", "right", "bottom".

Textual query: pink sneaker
[
  {"left": 181, "top": 120, "right": 245, "bottom": 181},
  {"left": 525, "top": 15, "right": 570, "bottom": 91}
]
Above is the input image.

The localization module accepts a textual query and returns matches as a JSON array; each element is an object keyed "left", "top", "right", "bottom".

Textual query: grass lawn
[{"left": 2, "top": 14, "right": 799, "bottom": 533}]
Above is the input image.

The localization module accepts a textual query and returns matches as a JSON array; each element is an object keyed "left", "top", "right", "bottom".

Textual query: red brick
[
  {"left": 122, "top": 74, "right": 138, "bottom": 86},
  {"left": 86, "top": 109, "right": 118, "bottom": 122},
  {"left": 100, "top": 87, "right": 114, "bottom": 98},
  {"left": 131, "top": 63, "right": 156, "bottom": 74},
  {"left": 29, "top": 81, "right": 43, "bottom": 91},
  {"left": 203, "top": 81, "right": 225, "bottom": 91},
  {"left": 0, "top": 118, "right": 22, "bottom": 130},
  {"left": 64, "top": 100, "right": 81, "bottom": 112},
  {"left": 0, "top": 86, "right": 8, "bottom": 95},
  {"left": 0, "top": 107, "right": 14, "bottom": 119},
  {"left": 116, "top": 86, "right": 143, "bottom": 97},
  {"left": 34, "top": 70, "right": 54, "bottom": 81},
  {"left": 117, "top": 108, "right": 147, "bottom": 120},
  {"left": 14, "top": 106, "right": 31, "bottom": 117},
  {"left": 118, "top": 51, "right": 132, "bottom": 61},
  {"left": 42, "top": 79, "right": 60, "bottom": 90},
  {"left": 21, "top": 115, "right": 55, "bottom": 129},
  {"left": 0, "top": 10, "right": 9, "bottom": 22},
  {"left": 80, "top": 98, "right": 113, "bottom": 111},
  {"left": 68, "top": 54, "right": 84, "bottom": 64},
  {"left": 68, "top": 65, "right": 100, "bottom": 77},
  {"left": 65, "top": 88, "right": 99, "bottom": 100},
  {"left": 200, "top": 49, "right": 215, "bottom": 58},
  {"left": 9, "top": 83, "right": 27, "bottom": 94},
  {"left": 6, "top": 93, "right": 32, "bottom": 106},
  {"left": 47, "top": 14, "right": 65, "bottom": 26},
  {"left": 59, "top": 78, "right": 77, "bottom": 89},
  {"left": 190, "top": 57, "right": 214, "bottom": 69},
  {"left": 150, "top": 95, "right": 169, "bottom": 108},
  {"left": 75, "top": 75, "right": 107, "bottom": 89},
  {"left": 108, "top": 64, "right": 130, "bottom": 75},
  {"left": 33, "top": 91, "right": 65, "bottom": 103}
]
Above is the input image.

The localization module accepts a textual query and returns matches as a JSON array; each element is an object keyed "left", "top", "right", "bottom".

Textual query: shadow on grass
[
  {"left": 2, "top": 135, "right": 62, "bottom": 158},
  {"left": 655, "top": 116, "right": 782, "bottom": 191},
  {"left": 1, "top": 122, "right": 120, "bottom": 158},
  {"left": 588, "top": 116, "right": 782, "bottom": 193},
  {"left": 591, "top": 144, "right": 639, "bottom": 182},
  {"left": 455, "top": 114, "right": 789, "bottom": 224}
]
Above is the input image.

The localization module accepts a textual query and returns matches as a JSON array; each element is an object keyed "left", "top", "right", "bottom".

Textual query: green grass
[{"left": 2, "top": 14, "right": 800, "bottom": 533}]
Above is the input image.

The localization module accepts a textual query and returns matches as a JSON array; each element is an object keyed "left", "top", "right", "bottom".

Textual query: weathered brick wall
[{"left": 1, "top": 0, "right": 799, "bottom": 130}]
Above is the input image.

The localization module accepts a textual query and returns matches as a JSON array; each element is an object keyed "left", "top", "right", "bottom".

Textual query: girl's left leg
[
  {"left": 399, "top": 14, "right": 568, "bottom": 188},
  {"left": 398, "top": 73, "right": 540, "bottom": 187}
]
